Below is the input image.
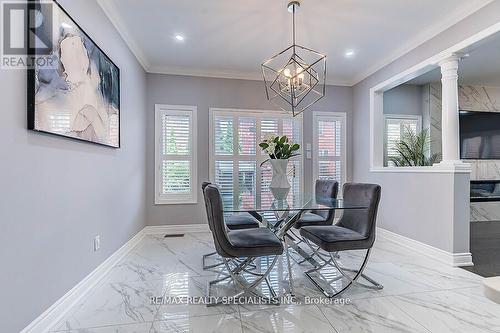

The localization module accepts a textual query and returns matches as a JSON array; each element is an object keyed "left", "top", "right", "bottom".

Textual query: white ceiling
[
  {"left": 97, "top": 0, "right": 492, "bottom": 86},
  {"left": 405, "top": 31, "right": 500, "bottom": 86}
]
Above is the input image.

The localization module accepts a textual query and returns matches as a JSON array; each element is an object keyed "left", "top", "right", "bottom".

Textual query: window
[
  {"left": 210, "top": 108, "right": 303, "bottom": 209},
  {"left": 155, "top": 105, "right": 197, "bottom": 204},
  {"left": 384, "top": 115, "right": 422, "bottom": 166},
  {"left": 313, "top": 112, "right": 346, "bottom": 186}
]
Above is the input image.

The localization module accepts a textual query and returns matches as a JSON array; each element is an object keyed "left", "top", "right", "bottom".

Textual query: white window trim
[
  {"left": 312, "top": 111, "right": 347, "bottom": 186},
  {"left": 154, "top": 104, "right": 198, "bottom": 205},
  {"left": 383, "top": 114, "right": 422, "bottom": 125},
  {"left": 383, "top": 114, "right": 422, "bottom": 166},
  {"left": 209, "top": 107, "right": 304, "bottom": 206}
]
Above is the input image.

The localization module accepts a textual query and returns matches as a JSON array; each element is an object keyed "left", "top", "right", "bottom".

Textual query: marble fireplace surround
[{"left": 424, "top": 84, "right": 500, "bottom": 221}]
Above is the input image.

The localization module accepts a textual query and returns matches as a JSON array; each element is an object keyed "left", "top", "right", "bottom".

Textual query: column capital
[{"left": 438, "top": 54, "right": 461, "bottom": 68}]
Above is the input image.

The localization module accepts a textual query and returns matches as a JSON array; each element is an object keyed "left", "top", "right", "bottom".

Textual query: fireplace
[{"left": 470, "top": 180, "right": 500, "bottom": 202}]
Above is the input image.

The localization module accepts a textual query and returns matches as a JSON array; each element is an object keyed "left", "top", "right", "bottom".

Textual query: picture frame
[{"left": 27, "top": 0, "right": 121, "bottom": 148}]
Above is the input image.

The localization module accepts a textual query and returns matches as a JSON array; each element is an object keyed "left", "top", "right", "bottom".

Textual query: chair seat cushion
[
  {"left": 225, "top": 213, "right": 260, "bottom": 230},
  {"left": 293, "top": 212, "right": 329, "bottom": 229},
  {"left": 300, "top": 225, "right": 370, "bottom": 252},
  {"left": 228, "top": 228, "right": 283, "bottom": 257}
]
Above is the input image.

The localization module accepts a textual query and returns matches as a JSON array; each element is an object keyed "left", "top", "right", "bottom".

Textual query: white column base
[{"left": 433, "top": 160, "right": 472, "bottom": 173}]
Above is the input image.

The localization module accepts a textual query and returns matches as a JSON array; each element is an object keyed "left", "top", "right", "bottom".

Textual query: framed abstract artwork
[{"left": 27, "top": 0, "right": 120, "bottom": 148}]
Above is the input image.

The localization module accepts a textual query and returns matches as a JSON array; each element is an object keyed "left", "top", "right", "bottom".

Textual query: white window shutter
[
  {"left": 313, "top": 113, "right": 346, "bottom": 185},
  {"left": 215, "top": 160, "right": 234, "bottom": 209},
  {"left": 214, "top": 116, "right": 233, "bottom": 155},
  {"left": 238, "top": 117, "right": 257, "bottom": 155},
  {"left": 210, "top": 109, "right": 303, "bottom": 209},
  {"left": 384, "top": 115, "right": 421, "bottom": 166},
  {"left": 155, "top": 105, "right": 197, "bottom": 204},
  {"left": 238, "top": 161, "right": 257, "bottom": 208}
]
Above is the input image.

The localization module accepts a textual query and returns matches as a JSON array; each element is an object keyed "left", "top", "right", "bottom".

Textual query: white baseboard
[
  {"left": 144, "top": 223, "right": 209, "bottom": 235},
  {"left": 21, "top": 228, "right": 146, "bottom": 333},
  {"left": 145, "top": 225, "right": 474, "bottom": 267},
  {"left": 23, "top": 224, "right": 210, "bottom": 332},
  {"left": 23, "top": 223, "right": 472, "bottom": 332},
  {"left": 377, "top": 227, "right": 473, "bottom": 267}
]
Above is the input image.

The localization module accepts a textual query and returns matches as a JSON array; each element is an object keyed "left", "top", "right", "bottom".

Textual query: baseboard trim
[
  {"left": 23, "top": 224, "right": 210, "bottom": 332},
  {"left": 144, "top": 224, "right": 209, "bottom": 235},
  {"left": 21, "top": 228, "right": 146, "bottom": 333},
  {"left": 146, "top": 225, "right": 474, "bottom": 267},
  {"left": 377, "top": 227, "right": 473, "bottom": 267},
  {"left": 23, "top": 223, "right": 472, "bottom": 331}
]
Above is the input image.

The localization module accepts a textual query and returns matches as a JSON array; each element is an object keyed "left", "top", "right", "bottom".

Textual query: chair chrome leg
[
  {"left": 284, "top": 236, "right": 295, "bottom": 297},
  {"left": 206, "top": 257, "right": 254, "bottom": 306},
  {"left": 204, "top": 251, "right": 258, "bottom": 271},
  {"left": 297, "top": 244, "right": 322, "bottom": 264},
  {"left": 304, "top": 248, "right": 383, "bottom": 298},
  {"left": 265, "top": 276, "right": 277, "bottom": 299},
  {"left": 225, "top": 256, "right": 279, "bottom": 301},
  {"left": 207, "top": 256, "right": 280, "bottom": 306},
  {"left": 334, "top": 265, "right": 383, "bottom": 290}
]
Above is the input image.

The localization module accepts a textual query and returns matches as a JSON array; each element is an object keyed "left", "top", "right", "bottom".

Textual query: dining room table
[{"left": 222, "top": 191, "right": 369, "bottom": 296}]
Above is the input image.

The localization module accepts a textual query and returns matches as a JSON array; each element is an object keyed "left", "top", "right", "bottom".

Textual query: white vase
[{"left": 270, "top": 159, "right": 290, "bottom": 200}]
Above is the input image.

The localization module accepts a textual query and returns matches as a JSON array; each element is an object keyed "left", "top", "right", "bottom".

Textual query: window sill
[
  {"left": 370, "top": 163, "right": 471, "bottom": 174},
  {"left": 154, "top": 199, "right": 198, "bottom": 205}
]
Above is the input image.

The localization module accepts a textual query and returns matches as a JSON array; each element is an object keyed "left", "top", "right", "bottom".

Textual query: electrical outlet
[{"left": 93, "top": 235, "right": 100, "bottom": 252}]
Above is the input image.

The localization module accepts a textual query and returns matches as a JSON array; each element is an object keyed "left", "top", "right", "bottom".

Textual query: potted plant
[{"left": 259, "top": 134, "right": 300, "bottom": 199}]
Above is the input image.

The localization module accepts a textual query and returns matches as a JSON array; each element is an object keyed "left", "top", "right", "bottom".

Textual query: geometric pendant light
[{"left": 261, "top": 1, "right": 327, "bottom": 117}]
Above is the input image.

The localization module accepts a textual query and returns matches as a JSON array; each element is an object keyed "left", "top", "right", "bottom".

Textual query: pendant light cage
[{"left": 261, "top": 1, "right": 327, "bottom": 117}]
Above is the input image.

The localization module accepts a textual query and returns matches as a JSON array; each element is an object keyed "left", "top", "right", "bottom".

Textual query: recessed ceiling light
[
  {"left": 345, "top": 50, "right": 355, "bottom": 58},
  {"left": 175, "top": 34, "right": 185, "bottom": 41}
]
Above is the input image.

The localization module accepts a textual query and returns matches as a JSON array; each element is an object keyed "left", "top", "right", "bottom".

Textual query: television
[{"left": 459, "top": 111, "right": 500, "bottom": 159}]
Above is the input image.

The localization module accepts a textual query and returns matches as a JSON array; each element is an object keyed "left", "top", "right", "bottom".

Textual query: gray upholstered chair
[
  {"left": 294, "top": 179, "right": 339, "bottom": 229},
  {"left": 201, "top": 182, "right": 260, "bottom": 269},
  {"left": 203, "top": 184, "right": 283, "bottom": 304},
  {"left": 289, "top": 179, "right": 338, "bottom": 264},
  {"left": 300, "top": 183, "right": 383, "bottom": 298}
]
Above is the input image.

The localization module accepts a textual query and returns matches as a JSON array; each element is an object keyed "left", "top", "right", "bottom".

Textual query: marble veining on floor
[{"left": 48, "top": 232, "right": 498, "bottom": 333}]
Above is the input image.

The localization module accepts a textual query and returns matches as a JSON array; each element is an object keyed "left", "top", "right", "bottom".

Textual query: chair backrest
[
  {"left": 203, "top": 184, "right": 234, "bottom": 257},
  {"left": 201, "top": 181, "right": 212, "bottom": 230},
  {"left": 311, "top": 179, "right": 339, "bottom": 222},
  {"left": 337, "top": 183, "right": 381, "bottom": 246}
]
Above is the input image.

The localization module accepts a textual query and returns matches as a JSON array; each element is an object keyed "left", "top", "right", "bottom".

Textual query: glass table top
[{"left": 222, "top": 192, "right": 369, "bottom": 213}]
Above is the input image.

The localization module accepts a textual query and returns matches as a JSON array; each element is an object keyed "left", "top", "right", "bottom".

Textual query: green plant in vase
[{"left": 259, "top": 134, "right": 300, "bottom": 200}]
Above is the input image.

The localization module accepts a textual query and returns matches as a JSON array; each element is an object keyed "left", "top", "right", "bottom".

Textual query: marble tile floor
[{"left": 48, "top": 232, "right": 500, "bottom": 333}]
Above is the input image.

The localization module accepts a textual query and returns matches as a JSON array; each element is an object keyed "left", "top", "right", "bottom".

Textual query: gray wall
[
  {"left": 0, "top": 1, "right": 147, "bottom": 331},
  {"left": 383, "top": 84, "right": 423, "bottom": 116},
  {"left": 146, "top": 74, "right": 352, "bottom": 226},
  {"left": 352, "top": 1, "right": 500, "bottom": 253}
]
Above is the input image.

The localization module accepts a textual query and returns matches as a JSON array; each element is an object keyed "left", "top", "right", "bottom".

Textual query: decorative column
[{"left": 438, "top": 55, "right": 461, "bottom": 163}]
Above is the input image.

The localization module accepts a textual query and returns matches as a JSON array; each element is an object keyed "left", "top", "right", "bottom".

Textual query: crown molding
[
  {"left": 96, "top": 0, "right": 150, "bottom": 71},
  {"left": 98, "top": 0, "right": 493, "bottom": 87},
  {"left": 146, "top": 65, "right": 352, "bottom": 86},
  {"left": 147, "top": 66, "right": 262, "bottom": 81},
  {"left": 351, "top": 0, "right": 495, "bottom": 86}
]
